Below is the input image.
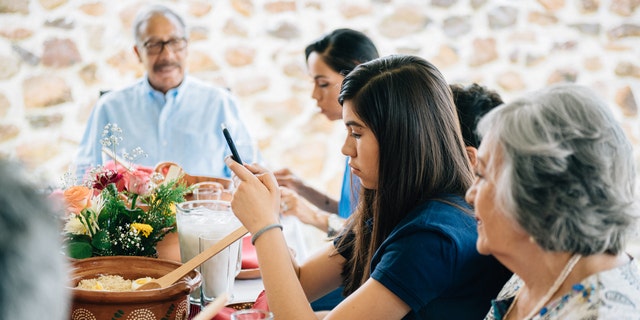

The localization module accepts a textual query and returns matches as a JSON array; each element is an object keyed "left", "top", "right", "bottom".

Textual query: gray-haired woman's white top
[{"left": 485, "top": 258, "right": 640, "bottom": 320}]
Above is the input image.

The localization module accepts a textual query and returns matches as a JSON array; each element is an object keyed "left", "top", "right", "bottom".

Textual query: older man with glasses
[{"left": 75, "top": 4, "right": 258, "bottom": 179}]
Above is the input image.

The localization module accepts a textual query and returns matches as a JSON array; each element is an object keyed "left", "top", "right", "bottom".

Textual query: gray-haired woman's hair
[
  {"left": 477, "top": 84, "right": 638, "bottom": 255},
  {"left": 132, "top": 4, "right": 187, "bottom": 45},
  {"left": 0, "top": 160, "right": 70, "bottom": 319}
]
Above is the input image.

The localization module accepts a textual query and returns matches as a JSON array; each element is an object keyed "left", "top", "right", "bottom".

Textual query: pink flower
[
  {"left": 123, "top": 167, "right": 154, "bottom": 195},
  {"left": 63, "top": 186, "right": 92, "bottom": 215}
]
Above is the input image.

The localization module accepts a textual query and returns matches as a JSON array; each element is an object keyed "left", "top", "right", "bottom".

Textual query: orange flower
[{"left": 63, "top": 186, "right": 92, "bottom": 215}]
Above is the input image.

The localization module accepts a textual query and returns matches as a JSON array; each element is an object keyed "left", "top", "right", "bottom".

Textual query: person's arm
[
  {"left": 274, "top": 168, "right": 338, "bottom": 212},
  {"left": 281, "top": 187, "right": 345, "bottom": 233},
  {"left": 226, "top": 159, "right": 411, "bottom": 319},
  {"left": 227, "top": 158, "right": 318, "bottom": 319}
]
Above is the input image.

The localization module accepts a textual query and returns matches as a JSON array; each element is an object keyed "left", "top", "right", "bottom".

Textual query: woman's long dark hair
[
  {"left": 305, "top": 28, "right": 379, "bottom": 75},
  {"left": 337, "top": 55, "right": 474, "bottom": 295}
]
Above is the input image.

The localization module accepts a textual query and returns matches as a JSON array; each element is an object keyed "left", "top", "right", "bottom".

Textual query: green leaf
[
  {"left": 91, "top": 230, "right": 111, "bottom": 250},
  {"left": 67, "top": 241, "right": 93, "bottom": 259}
]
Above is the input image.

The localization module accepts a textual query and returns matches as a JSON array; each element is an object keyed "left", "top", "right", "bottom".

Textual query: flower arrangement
[{"left": 59, "top": 124, "right": 189, "bottom": 259}]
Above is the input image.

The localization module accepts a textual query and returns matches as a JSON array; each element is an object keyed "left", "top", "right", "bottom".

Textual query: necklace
[{"left": 503, "top": 254, "right": 581, "bottom": 320}]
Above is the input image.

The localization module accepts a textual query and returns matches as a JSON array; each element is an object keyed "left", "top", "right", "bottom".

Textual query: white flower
[{"left": 64, "top": 217, "right": 88, "bottom": 235}]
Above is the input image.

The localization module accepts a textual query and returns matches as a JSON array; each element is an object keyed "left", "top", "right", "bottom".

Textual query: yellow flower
[{"left": 130, "top": 223, "right": 153, "bottom": 238}]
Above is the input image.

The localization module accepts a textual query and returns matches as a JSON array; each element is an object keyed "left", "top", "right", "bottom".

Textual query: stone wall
[{"left": 0, "top": 0, "right": 639, "bottom": 199}]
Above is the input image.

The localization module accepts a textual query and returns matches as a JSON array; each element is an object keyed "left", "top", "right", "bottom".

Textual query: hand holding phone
[{"left": 221, "top": 123, "right": 243, "bottom": 165}]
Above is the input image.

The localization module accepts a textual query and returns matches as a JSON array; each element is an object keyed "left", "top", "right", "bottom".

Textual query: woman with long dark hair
[{"left": 226, "top": 55, "right": 510, "bottom": 319}]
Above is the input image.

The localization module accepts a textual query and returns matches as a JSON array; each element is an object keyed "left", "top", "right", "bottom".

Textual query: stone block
[
  {"left": 232, "top": 0, "right": 254, "bottom": 17},
  {"left": 0, "top": 124, "right": 19, "bottom": 143},
  {"left": 190, "top": 26, "right": 210, "bottom": 41},
  {"left": 615, "top": 85, "right": 638, "bottom": 117},
  {"left": 225, "top": 46, "right": 256, "bottom": 67},
  {"left": 528, "top": 11, "right": 558, "bottom": 25},
  {"left": 222, "top": 18, "right": 248, "bottom": 38},
  {"left": 79, "top": 2, "right": 106, "bottom": 16},
  {"left": 379, "top": 5, "right": 431, "bottom": 38},
  {"left": 233, "top": 75, "right": 269, "bottom": 96},
  {"left": 537, "top": 0, "right": 565, "bottom": 11},
  {"left": 188, "top": 0, "right": 212, "bottom": 17},
  {"left": 489, "top": 6, "right": 518, "bottom": 29},
  {"left": 569, "top": 23, "right": 600, "bottom": 35},
  {"left": 610, "top": 0, "right": 640, "bottom": 16},
  {"left": 267, "top": 20, "right": 301, "bottom": 39},
  {"left": 106, "top": 50, "right": 144, "bottom": 76},
  {"left": 469, "top": 38, "right": 498, "bottom": 66},
  {"left": 265, "top": 0, "right": 296, "bottom": 13},
  {"left": 0, "top": 0, "right": 29, "bottom": 13},
  {"left": 443, "top": 16, "right": 471, "bottom": 38},
  {"left": 432, "top": 0, "right": 458, "bottom": 7},
  {"left": 38, "top": 0, "right": 67, "bottom": 10},
  {"left": 42, "top": 38, "right": 82, "bottom": 67},
  {"left": 0, "top": 28, "right": 33, "bottom": 40},
  {"left": 188, "top": 50, "right": 220, "bottom": 72},
  {"left": 27, "top": 113, "right": 64, "bottom": 128},
  {"left": 340, "top": 3, "right": 372, "bottom": 18},
  {"left": 471, "top": 0, "right": 488, "bottom": 9},
  {"left": 583, "top": 56, "right": 603, "bottom": 71},
  {"left": 547, "top": 68, "right": 578, "bottom": 84},
  {"left": 0, "top": 53, "right": 20, "bottom": 80},
  {"left": 608, "top": 24, "right": 640, "bottom": 39},
  {"left": 578, "top": 0, "right": 599, "bottom": 12},
  {"left": 12, "top": 44, "right": 40, "bottom": 66},
  {"left": 44, "top": 16, "right": 75, "bottom": 29},
  {"left": 282, "top": 61, "right": 307, "bottom": 80},
  {"left": 79, "top": 63, "right": 98, "bottom": 84},
  {"left": 16, "top": 140, "right": 60, "bottom": 167},
  {"left": 615, "top": 61, "right": 640, "bottom": 78},
  {"left": 431, "top": 45, "right": 459, "bottom": 68},
  {"left": 497, "top": 71, "right": 525, "bottom": 91},
  {"left": 22, "top": 74, "right": 72, "bottom": 108},
  {"left": 0, "top": 92, "right": 9, "bottom": 117}
]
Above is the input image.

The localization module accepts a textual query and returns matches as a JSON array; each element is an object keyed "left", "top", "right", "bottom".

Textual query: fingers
[
  {"left": 256, "top": 171, "right": 279, "bottom": 195},
  {"left": 273, "top": 168, "right": 291, "bottom": 176},
  {"left": 225, "top": 156, "right": 254, "bottom": 181}
]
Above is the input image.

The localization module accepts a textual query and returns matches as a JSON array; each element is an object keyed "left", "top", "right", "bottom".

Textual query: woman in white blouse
[{"left": 465, "top": 83, "right": 640, "bottom": 319}]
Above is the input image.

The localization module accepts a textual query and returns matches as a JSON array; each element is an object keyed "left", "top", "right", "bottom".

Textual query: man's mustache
[{"left": 153, "top": 61, "right": 180, "bottom": 72}]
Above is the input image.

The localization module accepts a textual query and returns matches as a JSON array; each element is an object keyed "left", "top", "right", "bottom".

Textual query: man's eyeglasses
[{"left": 142, "top": 38, "right": 187, "bottom": 55}]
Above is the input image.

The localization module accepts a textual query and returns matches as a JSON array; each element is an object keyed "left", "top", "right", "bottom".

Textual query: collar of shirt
[{"left": 141, "top": 73, "right": 190, "bottom": 105}]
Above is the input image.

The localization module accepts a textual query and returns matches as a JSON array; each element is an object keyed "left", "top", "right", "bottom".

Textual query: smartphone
[{"left": 221, "top": 123, "right": 243, "bottom": 165}]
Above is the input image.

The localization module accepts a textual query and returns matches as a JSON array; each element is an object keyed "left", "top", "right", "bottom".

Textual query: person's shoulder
[
  {"left": 591, "top": 260, "right": 640, "bottom": 303},
  {"left": 97, "top": 78, "right": 146, "bottom": 105},
  {"left": 414, "top": 195, "right": 474, "bottom": 223},
  {"left": 406, "top": 195, "right": 477, "bottom": 238}
]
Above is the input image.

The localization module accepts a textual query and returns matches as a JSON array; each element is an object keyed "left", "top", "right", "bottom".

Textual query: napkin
[
  {"left": 241, "top": 236, "right": 259, "bottom": 270},
  {"left": 210, "top": 290, "right": 269, "bottom": 320}
]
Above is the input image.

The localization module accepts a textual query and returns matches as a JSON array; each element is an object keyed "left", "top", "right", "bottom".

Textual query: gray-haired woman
[{"left": 465, "top": 83, "right": 640, "bottom": 319}]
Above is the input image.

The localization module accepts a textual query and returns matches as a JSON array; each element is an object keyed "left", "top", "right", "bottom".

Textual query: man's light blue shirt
[{"left": 75, "top": 75, "right": 258, "bottom": 179}]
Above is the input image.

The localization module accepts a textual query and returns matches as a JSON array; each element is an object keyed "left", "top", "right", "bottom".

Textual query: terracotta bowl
[{"left": 68, "top": 256, "right": 201, "bottom": 320}]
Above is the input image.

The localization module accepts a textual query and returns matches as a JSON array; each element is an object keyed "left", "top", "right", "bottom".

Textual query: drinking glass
[
  {"left": 175, "top": 200, "right": 242, "bottom": 305},
  {"left": 199, "top": 232, "right": 241, "bottom": 304},
  {"left": 192, "top": 181, "right": 224, "bottom": 200}
]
